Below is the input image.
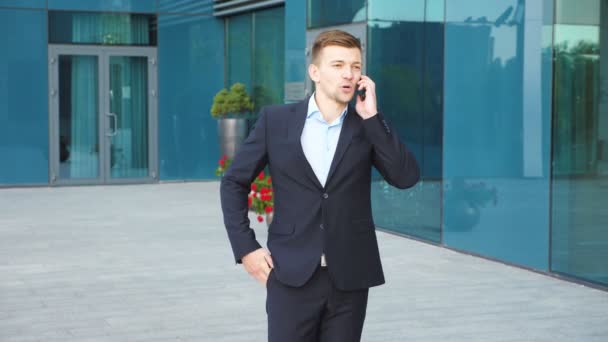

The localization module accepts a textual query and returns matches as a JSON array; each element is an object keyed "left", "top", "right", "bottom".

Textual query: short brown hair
[{"left": 311, "top": 30, "right": 361, "bottom": 64}]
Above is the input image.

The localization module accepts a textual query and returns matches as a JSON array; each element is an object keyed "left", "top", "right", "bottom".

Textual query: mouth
[{"left": 340, "top": 84, "right": 354, "bottom": 92}]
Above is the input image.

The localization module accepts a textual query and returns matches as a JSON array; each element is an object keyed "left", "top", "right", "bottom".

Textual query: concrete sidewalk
[{"left": 0, "top": 182, "right": 606, "bottom": 341}]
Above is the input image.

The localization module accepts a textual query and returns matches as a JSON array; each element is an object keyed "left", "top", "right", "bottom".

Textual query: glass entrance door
[{"left": 49, "top": 45, "right": 158, "bottom": 185}]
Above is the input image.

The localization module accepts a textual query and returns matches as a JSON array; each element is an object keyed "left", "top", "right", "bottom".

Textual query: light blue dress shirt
[{"left": 301, "top": 93, "right": 348, "bottom": 188}]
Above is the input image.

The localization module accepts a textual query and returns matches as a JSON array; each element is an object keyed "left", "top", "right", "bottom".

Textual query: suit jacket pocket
[
  {"left": 352, "top": 218, "right": 375, "bottom": 233},
  {"left": 268, "top": 222, "right": 295, "bottom": 236}
]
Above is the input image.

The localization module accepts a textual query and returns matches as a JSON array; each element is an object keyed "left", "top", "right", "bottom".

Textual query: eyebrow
[{"left": 329, "top": 60, "right": 362, "bottom": 65}]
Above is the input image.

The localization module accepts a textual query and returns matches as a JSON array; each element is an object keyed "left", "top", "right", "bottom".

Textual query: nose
[{"left": 342, "top": 67, "right": 353, "bottom": 79}]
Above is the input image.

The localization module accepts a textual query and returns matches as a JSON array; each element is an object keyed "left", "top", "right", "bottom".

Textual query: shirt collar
[{"left": 307, "top": 92, "right": 348, "bottom": 125}]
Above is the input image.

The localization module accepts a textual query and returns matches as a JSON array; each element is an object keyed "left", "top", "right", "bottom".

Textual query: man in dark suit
[{"left": 220, "top": 30, "right": 420, "bottom": 342}]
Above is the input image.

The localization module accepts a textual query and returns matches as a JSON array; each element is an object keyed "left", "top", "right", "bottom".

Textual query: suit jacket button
[
  {"left": 320, "top": 224, "right": 324, "bottom": 229},
  {"left": 322, "top": 193, "right": 329, "bottom": 199}
]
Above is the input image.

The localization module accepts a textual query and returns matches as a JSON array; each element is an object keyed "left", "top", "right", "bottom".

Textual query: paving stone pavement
[{"left": 0, "top": 182, "right": 607, "bottom": 342}]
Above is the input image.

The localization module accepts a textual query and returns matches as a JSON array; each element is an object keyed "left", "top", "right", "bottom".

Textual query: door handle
[{"left": 106, "top": 113, "right": 118, "bottom": 137}]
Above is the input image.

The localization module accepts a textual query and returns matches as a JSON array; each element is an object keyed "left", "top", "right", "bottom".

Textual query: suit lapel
[
  {"left": 288, "top": 98, "right": 324, "bottom": 190},
  {"left": 325, "top": 106, "right": 357, "bottom": 186}
]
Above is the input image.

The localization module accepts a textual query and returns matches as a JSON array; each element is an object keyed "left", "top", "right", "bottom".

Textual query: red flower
[
  {"left": 258, "top": 171, "right": 265, "bottom": 180},
  {"left": 257, "top": 215, "right": 264, "bottom": 222},
  {"left": 265, "top": 206, "right": 273, "bottom": 213},
  {"left": 260, "top": 187, "right": 270, "bottom": 195},
  {"left": 261, "top": 194, "right": 271, "bottom": 201},
  {"left": 251, "top": 183, "right": 257, "bottom": 191},
  {"left": 267, "top": 176, "right": 272, "bottom": 184},
  {"left": 219, "top": 159, "right": 225, "bottom": 167},
  {"left": 248, "top": 196, "right": 252, "bottom": 208}
]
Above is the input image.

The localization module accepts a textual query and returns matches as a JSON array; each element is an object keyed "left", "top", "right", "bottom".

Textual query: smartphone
[{"left": 357, "top": 87, "right": 366, "bottom": 101}]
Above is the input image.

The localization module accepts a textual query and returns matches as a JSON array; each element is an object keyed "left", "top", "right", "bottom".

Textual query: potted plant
[
  {"left": 211, "top": 83, "right": 254, "bottom": 159},
  {"left": 216, "top": 156, "right": 274, "bottom": 225}
]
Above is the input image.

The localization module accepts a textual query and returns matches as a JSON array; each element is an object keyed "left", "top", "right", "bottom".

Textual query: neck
[{"left": 314, "top": 92, "right": 346, "bottom": 123}]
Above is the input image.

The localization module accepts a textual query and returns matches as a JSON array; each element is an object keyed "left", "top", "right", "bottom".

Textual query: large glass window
[
  {"left": 551, "top": 0, "right": 608, "bottom": 286},
  {"left": 157, "top": 15, "right": 224, "bottom": 180},
  {"left": 361, "top": 0, "right": 445, "bottom": 243},
  {"left": 49, "top": 11, "right": 157, "bottom": 46},
  {"left": 443, "top": 0, "right": 552, "bottom": 270},
  {"left": 225, "top": 7, "right": 285, "bottom": 113},
  {"left": 369, "top": 15, "right": 444, "bottom": 243}
]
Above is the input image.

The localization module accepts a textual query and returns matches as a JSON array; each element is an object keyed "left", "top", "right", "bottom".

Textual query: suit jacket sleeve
[
  {"left": 361, "top": 112, "right": 420, "bottom": 189},
  {"left": 220, "top": 108, "right": 269, "bottom": 264}
]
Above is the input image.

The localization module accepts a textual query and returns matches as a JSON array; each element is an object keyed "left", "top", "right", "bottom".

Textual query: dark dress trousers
[{"left": 220, "top": 97, "right": 420, "bottom": 341}]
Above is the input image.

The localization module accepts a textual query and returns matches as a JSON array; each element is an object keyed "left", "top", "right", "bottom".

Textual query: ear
[{"left": 308, "top": 63, "right": 320, "bottom": 83}]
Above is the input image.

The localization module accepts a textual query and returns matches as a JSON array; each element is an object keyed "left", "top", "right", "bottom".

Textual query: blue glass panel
[
  {"left": 368, "top": 0, "right": 425, "bottom": 22},
  {"left": 57, "top": 55, "right": 100, "bottom": 180},
  {"left": 551, "top": 0, "right": 608, "bottom": 286},
  {"left": 227, "top": 7, "right": 285, "bottom": 114},
  {"left": 308, "top": 0, "right": 366, "bottom": 28},
  {"left": 253, "top": 7, "right": 284, "bottom": 110},
  {"left": 443, "top": 0, "right": 551, "bottom": 270},
  {"left": 445, "top": 0, "right": 522, "bottom": 23},
  {"left": 48, "top": 0, "right": 156, "bottom": 13},
  {"left": 226, "top": 14, "right": 252, "bottom": 91},
  {"left": 426, "top": 0, "right": 445, "bottom": 22},
  {"left": 0, "top": 9, "right": 48, "bottom": 184},
  {"left": 284, "top": 0, "right": 306, "bottom": 102},
  {"left": 369, "top": 20, "right": 444, "bottom": 243},
  {"left": 158, "top": 0, "right": 213, "bottom": 14},
  {"left": 0, "top": 0, "right": 45, "bottom": 8},
  {"left": 158, "top": 15, "right": 224, "bottom": 180}
]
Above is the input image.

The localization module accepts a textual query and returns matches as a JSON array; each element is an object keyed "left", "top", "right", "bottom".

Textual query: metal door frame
[{"left": 48, "top": 45, "right": 158, "bottom": 185}]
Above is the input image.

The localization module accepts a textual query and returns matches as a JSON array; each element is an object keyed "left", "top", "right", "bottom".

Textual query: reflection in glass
[
  {"left": 253, "top": 7, "right": 285, "bottom": 111},
  {"left": 308, "top": 0, "right": 366, "bottom": 28},
  {"left": 58, "top": 55, "right": 99, "bottom": 179},
  {"left": 157, "top": 15, "right": 224, "bottom": 179},
  {"left": 226, "top": 14, "right": 252, "bottom": 90},
  {"left": 368, "top": 0, "right": 425, "bottom": 22},
  {"left": 108, "top": 56, "right": 149, "bottom": 179},
  {"left": 425, "top": 0, "right": 445, "bottom": 22},
  {"left": 225, "top": 7, "right": 284, "bottom": 113},
  {"left": 551, "top": 0, "right": 608, "bottom": 286},
  {"left": 443, "top": 0, "right": 551, "bottom": 269},
  {"left": 445, "top": 0, "right": 520, "bottom": 23},
  {"left": 49, "top": 11, "right": 157, "bottom": 46},
  {"left": 368, "top": 16, "right": 444, "bottom": 243}
]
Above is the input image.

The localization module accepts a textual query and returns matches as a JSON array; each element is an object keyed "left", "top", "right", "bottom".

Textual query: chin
[
  {"left": 343, "top": 95, "right": 355, "bottom": 104},
  {"left": 337, "top": 93, "right": 354, "bottom": 104}
]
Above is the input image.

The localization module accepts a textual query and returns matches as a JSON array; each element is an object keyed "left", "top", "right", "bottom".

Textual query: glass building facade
[{"left": 0, "top": 0, "right": 606, "bottom": 288}]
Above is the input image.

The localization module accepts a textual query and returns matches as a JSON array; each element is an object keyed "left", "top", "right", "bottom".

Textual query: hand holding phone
[{"left": 355, "top": 75, "right": 377, "bottom": 119}]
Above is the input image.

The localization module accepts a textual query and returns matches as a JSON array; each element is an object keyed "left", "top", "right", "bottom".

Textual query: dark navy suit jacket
[{"left": 220, "top": 97, "right": 420, "bottom": 291}]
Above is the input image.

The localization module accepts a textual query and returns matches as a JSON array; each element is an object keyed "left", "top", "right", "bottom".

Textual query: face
[{"left": 309, "top": 45, "right": 362, "bottom": 106}]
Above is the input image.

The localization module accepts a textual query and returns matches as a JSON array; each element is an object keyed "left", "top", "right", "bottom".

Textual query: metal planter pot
[{"left": 218, "top": 117, "right": 248, "bottom": 159}]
